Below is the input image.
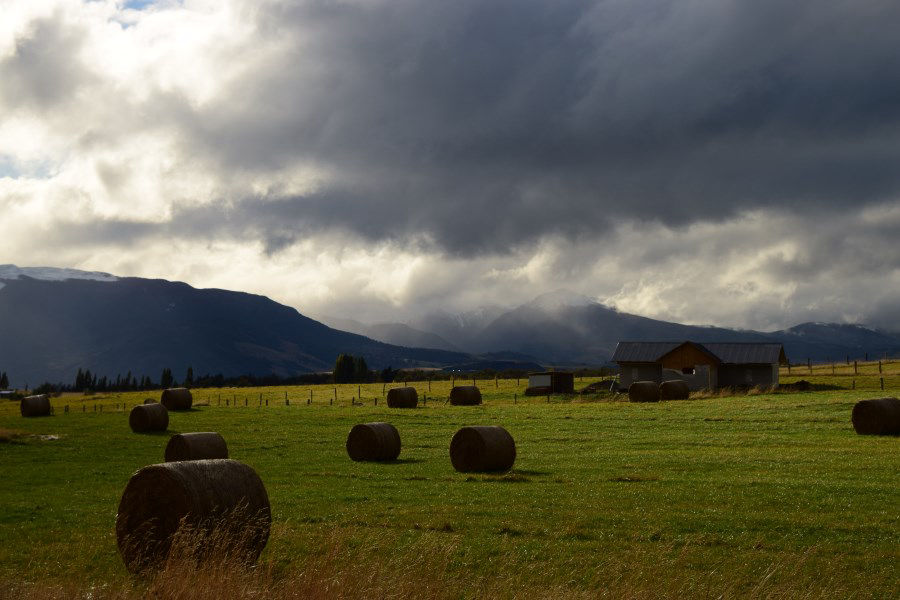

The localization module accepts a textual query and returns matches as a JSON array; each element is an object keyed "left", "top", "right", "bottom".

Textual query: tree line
[{"left": 8, "top": 357, "right": 617, "bottom": 396}]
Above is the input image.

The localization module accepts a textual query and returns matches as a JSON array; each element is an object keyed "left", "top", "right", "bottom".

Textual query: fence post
[
  {"left": 878, "top": 360, "right": 882, "bottom": 373},
  {"left": 854, "top": 360, "right": 858, "bottom": 375},
  {"left": 852, "top": 380, "right": 856, "bottom": 390},
  {"left": 807, "top": 358, "right": 811, "bottom": 374},
  {"left": 832, "top": 364, "right": 835, "bottom": 375}
]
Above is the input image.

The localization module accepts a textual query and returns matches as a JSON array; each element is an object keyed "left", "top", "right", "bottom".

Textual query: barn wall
[
  {"left": 551, "top": 372, "right": 575, "bottom": 393},
  {"left": 528, "top": 374, "right": 551, "bottom": 388},
  {"left": 662, "top": 366, "right": 716, "bottom": 391},
  {"left": 718, "top": 364, "right": 777, "bottom": 387},
  {"left": 618, "top": 363, "right": 662, "bottom": 387},
  {"left": 659, "top": 345, "right": 718, "bottom": 370}
]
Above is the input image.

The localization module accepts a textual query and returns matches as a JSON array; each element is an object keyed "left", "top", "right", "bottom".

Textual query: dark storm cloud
[{"left": 154, "top": 0, "right": 900, "bottom": 255}]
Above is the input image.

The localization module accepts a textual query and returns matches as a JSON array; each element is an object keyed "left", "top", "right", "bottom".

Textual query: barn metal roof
[
  {"left": 611, "top": 342, "right": 681, "bottom": 363},
  {"left": 612, "top": 341, "right": 787, "bottom": 365}
]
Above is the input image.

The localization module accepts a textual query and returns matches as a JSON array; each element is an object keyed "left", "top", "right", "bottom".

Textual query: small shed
[
  {"left": 612, "top": 341, "right": 788, "bottom": 390},
  {"left": 525, "top": 371, "right": 575, "bottom": 396}
]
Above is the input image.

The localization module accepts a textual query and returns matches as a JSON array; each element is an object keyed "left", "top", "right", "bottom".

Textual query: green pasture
[{"left": 1, "top": 378, "right": 898, "bottom": 598}]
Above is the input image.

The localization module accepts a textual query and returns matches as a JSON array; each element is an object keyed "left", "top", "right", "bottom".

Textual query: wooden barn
[
  {"left": 525, "top": 371, "right": 575, "bottom": 396},
  {"left": 612, "top": 341, "right": 788, "bottom": 390}
]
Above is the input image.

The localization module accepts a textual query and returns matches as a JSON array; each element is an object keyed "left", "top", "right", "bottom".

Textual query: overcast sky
[{"left": 2, "top": 0, "right": 899, "bottom": 331}]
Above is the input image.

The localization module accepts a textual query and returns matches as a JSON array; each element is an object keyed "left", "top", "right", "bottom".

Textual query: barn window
[{"left": 681, "top": 367, "right": 695, "bottom": 375}]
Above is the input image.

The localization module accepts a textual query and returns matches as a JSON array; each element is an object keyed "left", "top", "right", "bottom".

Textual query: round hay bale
[
  {"left": 851, "top": 397, "right": 900, "bottom": 435},
  {"left": 450, "top": 425, "right": 516, "bottom": 473},
  {"left": 160, "top": 387, "right": 193, "bottom": 411},
  {"left": 346, "top": 422, "right": 401, "bottom": 461},
  {"left": 115, "top": 459, "right": 271, "bottom": 573},
  {"left": 450, "top": 386, "right": 482, "bottom": 406},
  {"left": 628, "top": 381, "right": 660, "bottom": 403},
  {"left": 143, "top": 399, "right": 157, "bottom": 405},
  {"left": 20, "top": 394, "right": 51, "bottom": 417},
  {"left": 129, "top": 403, "right": 169, "bottom": 433},
  {"left": 386, "top": 386, "right": 418, "bottom": 408},
  {"left": 659, "top": 379, "right": 690, "bottom": 400},
  {"left": 165, "top": 432, "right": 229, "bottom": 462}
]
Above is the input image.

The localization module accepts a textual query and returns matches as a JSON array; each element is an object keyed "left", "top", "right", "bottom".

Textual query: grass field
[{"left": 1, "top": 375, "right": 898, "bottom": 599}]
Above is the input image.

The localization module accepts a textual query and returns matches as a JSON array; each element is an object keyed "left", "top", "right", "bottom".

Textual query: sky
[{"left": 1, "top": 0, "right": 899, "bottom": 332}]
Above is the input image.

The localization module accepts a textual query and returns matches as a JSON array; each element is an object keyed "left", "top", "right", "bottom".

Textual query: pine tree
[
  {"left": 184, "top": 366, "right": 194, "bottom": 389},
  {"left": 0, "top": 372, "right": 8, "bottom": 389},
  {"left": 160, "top": 368, "right": 174, "bottom": 388},
  {"left": 353, "top": 356, "right": 369, "bottom": 383},
  {"left": 333, "top": 354, "right": 355, "bottom": 383}
]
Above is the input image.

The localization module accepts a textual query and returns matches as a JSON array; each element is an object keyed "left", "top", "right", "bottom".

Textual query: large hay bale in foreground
[
  {"left": 129, "top": 403, "right": 169, "bottom": 433},
  {"left": 160, "top": 387, "right": 193, "bottom": 411},
  {"left": 20, "top": 394, "right": 51, "bottom": 417},
  {"left": 450, "top": 386, "right": 482, "bottom": 406},
  {"left": 851, "top": 397, "right": 900, "bottom": 435},
  {"left": 386, "top": 387, "right": 418, "bottom": 408},
  {"left": 659, "top": 379, "right": 690, "bottom": 400},
  {"left": 346, "top": 422, "right": 401, "bottom": 462},
  {"left": 628, "top": 381, "right": 660, "bottom": 403},
  {"left": 450, "top": 426, "right": 516, "bottom": 473},
  {"left": 165, "top": 432, "right": 229, "bottom": 462},
  {"left": 116, "top": 459, "right": 271, "bottom": 573}
]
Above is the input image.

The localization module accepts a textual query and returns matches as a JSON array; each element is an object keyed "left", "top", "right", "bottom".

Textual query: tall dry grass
[{"left": 0, "top": 520, "right": 860, "bottom": 600}]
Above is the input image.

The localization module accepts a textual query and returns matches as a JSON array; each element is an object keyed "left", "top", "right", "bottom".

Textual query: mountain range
[
  {"left": 0, "top": 265, "right": 467, "bottom": 388},
  {"left": 321, "top": 290, "right": 900, "bottom": 366},
  {"left": 2, "top": 265, "right": 899, "bottom": 388}
]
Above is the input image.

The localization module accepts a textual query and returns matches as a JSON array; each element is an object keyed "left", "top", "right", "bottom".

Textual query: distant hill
[
  {"left": 0, "top": 266, "right": 469, "bottom": 388},
  {"left": 405, "top": 291, "right": 900, "bottom": 365},
  {"left": 4, "top": 266, "right": 898, "bottom": 387},
  {"left": 317, "top": 316, "right": 461, "bottom": 352}
]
